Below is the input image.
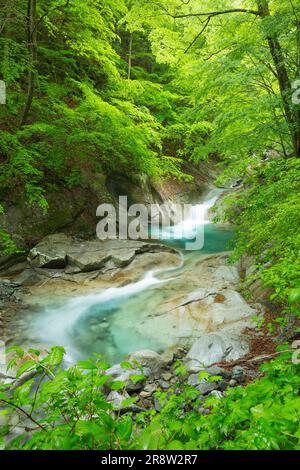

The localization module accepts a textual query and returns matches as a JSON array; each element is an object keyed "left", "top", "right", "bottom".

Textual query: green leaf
[
  {"left": 116, "top": 417, "right": 132, "bottom": 441},
  {"left": 110, "top": 381, "right": 126, "bottom": 391},
  {"left": 42, "top": 347, "right": 65, "bottom": 368},
  {"left": 6, "top": 346, "right": 24, "bottom": 358},
  {"left": 288, "top": 288, "right": 300, "bottom": 304},
  {"left": 98, "top": 411, "right": 114, "bottom": 431},
  {"left": 97, "top": 361, "right": 111, "bottom": 371},
  {"left": 130, "top": 374, "right": 145, "bottom": 384},
  {"left": 16, "top": 360, "right": 37, "bottom": 378},
  {"left": 77, "top": 360, "right": 97, "bottom": 370},
  {"left": 120, "top": 361, "right": 133, "bottom": 369},
  {"left": 75, "top": 420, "right": 103, "bottom": 439},
  {"left": 120, "top": 397, "right": 137, "bottom": 408}
]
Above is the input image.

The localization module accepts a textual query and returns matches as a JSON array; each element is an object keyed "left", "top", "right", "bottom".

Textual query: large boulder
[
  {"left": 66, "top": 240, "right": 148, "bottom": 272},
  {"left": 66, "top": 241, "right": 111, "bottom": 273},
  {"left": 28, "top": 234, "right": 72, "bottom": 268},
  {"left": 186, "top": 332, "right": 250, "bottom": 369},
  {"left": 134, "top": 285, "right": 256, "bottom": 349},
  {"left": 28, "top": 236, "right": 179, "bottom": 273}
]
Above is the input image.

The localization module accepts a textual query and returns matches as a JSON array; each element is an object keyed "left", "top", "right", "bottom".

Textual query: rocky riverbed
[{"left": 0, "top": 228, "right": 268, "bottom": 413}]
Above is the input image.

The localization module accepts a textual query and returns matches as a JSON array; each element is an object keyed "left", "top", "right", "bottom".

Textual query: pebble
[
  {"left": 232, "top": 366, "right": 245, "bottom": 382},
  {"left": 144, "top": 383, "right": 158, "bottom": 394},
  {"left": 209, "top": 390, "right": 223, "bottom": 399},
  {"left": 196, "top": 381, "right": 218, "bottom": 395},
  {"left": 140, "top": 391, "right": 152, "bottom": 399},
  {"left": 198, "top": 407, "right": 210, "bottom": 416},
  {"left": 218, "top": 380, "right": 229, "bottom": 392},
  {"left": 161, "top": 372, "right": 173, "bottom": 381},
  {"left": 159, "top": 381, "right": 171, "bottom": 390}
]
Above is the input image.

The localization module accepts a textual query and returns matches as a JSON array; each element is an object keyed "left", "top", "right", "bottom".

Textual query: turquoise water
[
  {"left": 164, "top": 224, "right": 234, "bottom": 254},
  {"left": 68, "top": 225, "right": 234, "bottom": 362},
  {"left": 16, "top": 192, "right": 235, "bottom": 363}
]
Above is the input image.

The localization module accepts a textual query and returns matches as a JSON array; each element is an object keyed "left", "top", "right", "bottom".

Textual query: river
[{"left": 11, "top": 189, "right": 234, "bottom": 363}]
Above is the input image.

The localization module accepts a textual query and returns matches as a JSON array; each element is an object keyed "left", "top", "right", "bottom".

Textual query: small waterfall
[{"left": 152, "top": 188, "right": 221, "bottom": 242}]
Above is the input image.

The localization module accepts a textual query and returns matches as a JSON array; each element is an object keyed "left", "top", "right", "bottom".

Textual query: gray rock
[
  {"left": 28, "top": 234, "right": 72, "bottom": 268},
  {"left": 111, "top": 250, "right": 136, "bottom": 267},
  {"left": 188, "top": 374, "right": 218, "bottom": 395},
  {"left": 139, "top": 391, "right": 152, "bottom": 399},
  {"left": 161, "top": 372, "right": 173, "bottom": 381},
  {"left": 186, "top": 361, "right": 205, "bottom": 374},
  {"left": 28, "top": 236, "right": 177, "bottom": 273},
  {"left": 202, "top": 366, "right": 230, "bottom": 379},
  {"left": 105, "top": 364, "right": 145, "bottom": 392},
  {"left": 213, "top": 265, "right": 240, "bottom": 284},
  {"left": 186, "top": 332, "right": 250, "bottom": 368},
  {"left": 127, "top": 350, "right": 168, "bottom": 375},
  {"left": 196, "top": 380, "right": 218, "bottom": 395},
  {"left": 15, "top": 269, "right": 44, "bottom": 287},
  {"left": 161, "top": 349, "right": 175, "bottom": 364},
  {"left": 0, "top": 280, "right": 22, "bottom": 303},
  {"left": 229, "top": 379, "right": 237, "bottom": 387},
  {"left": 218, "top": 380, "right": 229, "bottom": 392},
  {"left": 232, "top": 366, "right": 245, "bottom": 382},
  {"left": 66, "top": 242, "right": 111, "bottom": 272},
  {"left": 188, "top": 374, "right": 203, "bottom": 387},
  {"left": 186, "top": 334, "right": 226, "bottom": 368},
  {"left": 198, "top": 407, "right": 210, "bottom": 416},
  {"left": 107, "top": 391, "right": 130, "bottom": 410},
  {"left": 154, "top": 397, "right": 162, "bottom": 412},
  {"left": 143, "top": 383, "right": 158, "bottom": 395},
  {"left": 66, "top": 239, "right": 176, "bottom": 273},
  {"left": 0, "top": 254, "right": 27, "bottom": 271},
  {"left": 209, "top": 390, "right": 223, "bottom": 399},
  {"left": 159, "top": 381, "right": 171, "bottom": 390}
]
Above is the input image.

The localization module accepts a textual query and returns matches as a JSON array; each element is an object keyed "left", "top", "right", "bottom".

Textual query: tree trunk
[
  {"left": 257, "top": 0, "right": 300, "bottom": 156},
  {"left": 128, "top": 33, "right": 133, "bottom": 80},
  {"left": 20, "top": 0, "right": 37, "bottom": 127}
]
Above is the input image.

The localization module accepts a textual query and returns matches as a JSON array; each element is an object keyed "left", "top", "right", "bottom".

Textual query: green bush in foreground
[{"left": 0, "top": 346, "right": 299, "bottom": 450}]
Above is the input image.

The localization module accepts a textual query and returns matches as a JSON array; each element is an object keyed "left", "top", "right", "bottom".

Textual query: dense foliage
[
  {"left": 0, "top": 0, "right": 185, "bottom": 194},
  {"left": 0, "top": 0, "right": 190, "bottom": 252},
  {"left": 217, "top": 157, "right": 300, "bottom": 307},
  {"left": 0, "top": 347, "right": 299, "bottom": 450}
]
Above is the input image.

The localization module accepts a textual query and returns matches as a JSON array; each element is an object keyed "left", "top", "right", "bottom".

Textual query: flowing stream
[{"left": 15, "top": 189, "right": 234, "bottom": 363}]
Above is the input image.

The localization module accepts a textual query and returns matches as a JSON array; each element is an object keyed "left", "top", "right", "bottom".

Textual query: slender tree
[{"left": 20, "top": 0, "right": 37, "bottom": 127}]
